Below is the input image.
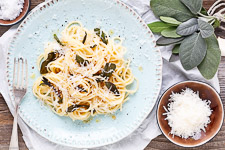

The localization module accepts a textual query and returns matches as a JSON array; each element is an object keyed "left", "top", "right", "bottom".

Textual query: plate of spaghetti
[{"left": 7, "top": 0, "right": 162, "bottom": 148}]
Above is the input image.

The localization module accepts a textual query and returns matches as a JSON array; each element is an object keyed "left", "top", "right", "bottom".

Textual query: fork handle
[{"left": 9, "top": 110, "right": 19, "bottom": 150}]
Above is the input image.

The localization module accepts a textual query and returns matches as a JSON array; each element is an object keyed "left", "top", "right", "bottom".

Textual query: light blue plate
[{"left": 6, "top": 0, "right": 162, "bottom": 148}]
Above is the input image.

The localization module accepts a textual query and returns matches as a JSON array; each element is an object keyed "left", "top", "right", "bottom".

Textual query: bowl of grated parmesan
[
  {"left": 0, "top": 0, "right": 30, "bottom": 26},
  {"left": 157, "top": 81, "right": 224, "bottom": 148}
]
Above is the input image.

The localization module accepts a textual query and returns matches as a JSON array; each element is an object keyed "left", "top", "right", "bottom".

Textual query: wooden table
[{"left": 0, "top": 0, "right": 224, "bottom": 149}]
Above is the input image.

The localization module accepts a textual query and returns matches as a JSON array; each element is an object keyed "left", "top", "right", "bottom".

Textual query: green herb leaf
[
  {"left": 198, "top": 19, "right": 214, "bottom": 38},
  {"left": 54, "top": 34, "right": 65, "bottom": 46},
  {"left": 200, "top": 7, "right": 208, "bottom": 16},
  {"left": 180, "top": 0, "right": 202, "bottom": 14},
  {"left": 179, "top": 33, "right": 207, "bottom": 70},
  {"left": 148, "top": 21, "right": 173, "bottom": 33},
  {"left": 67, "top": 104, "right": 89, "bottom": 112},
  {"left": 76, "top": 86, "right": 87, "bottom": 93},
  {"left": 76, "top": 55, "right": 89, "bottom": 66},
  {"left": 176, "top": 18, "right": 198, "bottom": 36},
  {"left": 40, "top": 52, "right": 57, "bottom": 74},
  {"left": 213, "top": 18, "right": 221, "bottom": 28},
  {"left": 90, "top": 44, "right": 97, "bottom": 48},
  {"left": 172, "top": 44, "right": 180, "bottom": 54},
  {"left": 82, "top": 31, "right": 87, "bottom": 44},
  {"left": 150, "top": 0, "right": 194, "bottom": 22},
  {"left": 94, "top": 28, "right": 108, "bottom": 45},
  {"left": 161, "top": 27, "right": 182, "bottom": 38},
  {"left": 156, "top": 37, "right": 184, "bottom": 46},
  {"left": 102, "top": 63, "right": 116, "bottom": 78},
  {"left": 198, "top": 35, "right": 221, "bottom": 79},
  {"left": 58, "top": 98, "right": 63, "bottom": 104},
  {"left": 41, "top": 77, "right": 62, "bottom": 99},
  {"left": 160, "top": 16, "right": 182, "bottom": 25},
  {"left": 105, "top": 82, "right": 120, "bottom": 96}
]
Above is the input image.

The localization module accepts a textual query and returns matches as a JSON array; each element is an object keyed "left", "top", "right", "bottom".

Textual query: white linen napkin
[{"left": 0, "top": 0, "right": 221, "bottom": 150}]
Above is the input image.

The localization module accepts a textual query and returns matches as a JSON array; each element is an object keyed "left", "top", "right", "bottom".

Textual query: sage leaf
[
  {"left": 200, "top": 7, "right": 208, "bottom": 16},
  {"left": 176, "top": 18, "right": 198, "bottom": 36},
  {"left": 76, "top": 55, "right": 89, "bottom": 66},
  {"left": 82, "top": 31, "right": 87, "bottom": 44},
  {"left": 160, "top": 16, "right": 181, "bottom": 25},
  {"left": 67, "top": 105, "right": 89, "bottom": 112},
  {"left": 150, "top": 0, "right": 194, "bottom": 22},
  {"left": 148, "top": 21, "right": 173, "bottom": 33},
  {"left": 172, "top": 44, "right": 180, "bottom": 54},
  {"left": 161, "top": 27, "right": 182, "bottom": 38},
  {"left": 179, "top": 33, "right": 207, "bottom": 70},
  {"left": 213, "top": 18, "right": 221, "bottom": 28},
  {"left": 198, "top": 19, "right": 214, "bottom": 38},
  {"left": 102, "top": 63, "right": 116, "bottom": 78},
  {"left": 198, "top": 35, "right": 221, "bottom": 80},
  {"left": 40, "top": 52, "right": 57, "bottom": 74},
  {"left": 105, "top": 82, "right": 120, "bottom": 96},
  {"left": 180, "top": 0, "right": 202, "bottom": 14},
  {"left": 156, "top": 37, "right": 184, "bottom": 46},
  {"left": 54, "top": 34, "right": 65, "bottom": 46}
]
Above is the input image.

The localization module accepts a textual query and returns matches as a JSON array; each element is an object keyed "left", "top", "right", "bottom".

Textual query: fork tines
[{"left": 13, "top": 58, "right": 28, "bottom": 90}]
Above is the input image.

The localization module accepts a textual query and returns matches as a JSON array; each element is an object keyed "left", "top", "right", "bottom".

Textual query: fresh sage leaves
[
  {"left": 198, "top": 35, "right": 221, "bottom": 79},
  {"left": 147, "top": 21, "right": 174, "bottom": 33},
  {"left": 161, "top": 27, "right": 181, "bottom": 38},
  {"left": 148, "top": 0, "right": 221, "bottom": 79},
  {"left": 198, "top": 19, "right": 214, "bottom": 38},
  {"left": 156, "top": 37, "right": 184, "bottom": 46},
  {"left": 160, "top": 16, "right": 181, "bottom": 25},
  {"left": 180, "top": 0, "right": 202, "bottom": 15},
  {"left": 150, "top": 0, "right": 194, "bottom": 22},
  {"left": 176, "top": 18, "right": 198, "bottom": 36},
  {"left": 180, "top": 33, "right": 207, "bottom": 70},
  {"left": 76, "top": 55, "right": 89, "bottom": 66},
  {"left": 105, "top": 82, "right": 120, "bottom": 96}
]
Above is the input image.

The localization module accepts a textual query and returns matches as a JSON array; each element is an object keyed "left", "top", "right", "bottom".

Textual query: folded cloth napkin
[{"left": 0, "top": 0, "right": 221, "bottom": 150}]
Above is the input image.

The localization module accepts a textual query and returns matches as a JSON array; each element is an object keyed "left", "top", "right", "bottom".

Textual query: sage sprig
[{"left": 149, "top": 0, "right": 222, "bottom": 79}]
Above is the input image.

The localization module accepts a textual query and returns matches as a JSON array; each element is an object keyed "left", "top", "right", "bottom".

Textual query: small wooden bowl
[
  {"left": 157, "top": 81, "right": 224, "bottom": 147},
  {"left": 0, "top": 0, "right": 30, "bottom": 26}
]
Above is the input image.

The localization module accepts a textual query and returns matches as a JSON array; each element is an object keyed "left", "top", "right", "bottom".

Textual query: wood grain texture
[{"left": 0, "top": 0, "right": 224, "bottom": 150}]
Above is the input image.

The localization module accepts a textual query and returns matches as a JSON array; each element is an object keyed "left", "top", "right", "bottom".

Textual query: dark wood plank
[{"left": 0, "top": 0, "right": 224, "bottom": 150}]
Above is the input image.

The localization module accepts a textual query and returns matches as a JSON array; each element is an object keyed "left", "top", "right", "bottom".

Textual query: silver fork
[{"left": 9, "top": 58, "right": 28, "bottom": 150}]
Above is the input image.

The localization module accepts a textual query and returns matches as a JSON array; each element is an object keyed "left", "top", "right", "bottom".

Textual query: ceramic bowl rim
[
  {"left": 156, "top": 80, "right": 224, "bottom": 148},
  {"left": 0, "top": 0, "right": 31, "bottom": 26}
]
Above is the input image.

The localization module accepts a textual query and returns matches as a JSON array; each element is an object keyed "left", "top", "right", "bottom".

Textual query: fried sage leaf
[
  {"left": 102, "top": 63, "right": 116, "bottom": 78},
  {"left": 90, "top": 44, "right": 97, "bottom": 48},
  {"left": 76, "top": 55, "right": 89, "bottom": 66},
  {"left": 105, "top": 82, "right": 120, "bottom": 96},
  {"left": 82, "top": 31, "right": 87, "bottom": 44},
  {"left": 67, "top": 104, "right": 89, "bottom": 112},
  {"left": 40, "top": 52, "right": 57, "bottom": 74},
  {"left": 54, "top": 34, "right": 65, "bottom": 46},
  {"left": 41, "top": 77, "right": 62, "bottom": 98},
  {"left": 76, "top": 86, "right": 88, "bottom": 93},
  {"left": 94, "top": 28, "right": 108, "bottom": 45}
]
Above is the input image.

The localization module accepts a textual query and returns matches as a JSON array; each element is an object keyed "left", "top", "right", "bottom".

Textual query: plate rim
[{"left": 6, "top": 0, "right": 163, "bottom": 148}]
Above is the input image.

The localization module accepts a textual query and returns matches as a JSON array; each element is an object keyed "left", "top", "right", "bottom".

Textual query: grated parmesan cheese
[
  {"left": 163, "top": 88, "right": 212, "bottom": 140},
  {"left": 0, "top": 0, "right": 24, "bottom": 20}
]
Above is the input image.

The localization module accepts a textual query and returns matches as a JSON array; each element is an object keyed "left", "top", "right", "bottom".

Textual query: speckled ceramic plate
[{"left": 6, "top": 0, "right": 162, "bottom": 148}]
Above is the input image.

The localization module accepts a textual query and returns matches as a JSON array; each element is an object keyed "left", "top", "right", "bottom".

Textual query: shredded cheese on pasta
[{"left": 33, "top": 21, "right": 138, "bottom": 121}]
